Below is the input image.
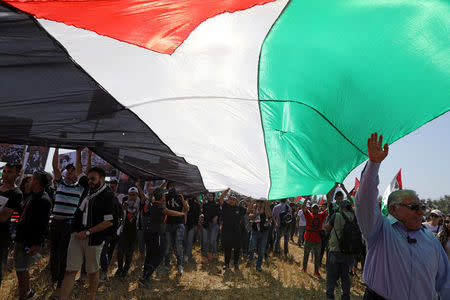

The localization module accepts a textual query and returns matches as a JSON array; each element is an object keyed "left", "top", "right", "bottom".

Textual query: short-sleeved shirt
[
  {"left": 73, "top": 186, "right": 115, "bottom": 246},
  {"left": 166, "top": 196, "right": 184, "bottom": 225},
  {"left": 422, "top": 222, "right": 441, "bottom": 235},
  {"left": 0, "top": 187, "right": 23, "bottom": 238},
  {"left": 303, "top": 209, "right": 328, "bottom": 243},
  {"left": 144, "top": 201, "right": 167, "bottom": 233},
  {"left": 52, "top": 175, "right": 87, "bottom": 219},
  {"left": 327, "top": 211, "right": 355, "bottom": 252},
  {"left": 297, "top": 210, "right": 306, "bottom": 227},
  {"left": 202, "top": 201, "right": 220, "bottom": 227},
  {"left": 221, "top": 202, "right": 245, "bottom": 235}
]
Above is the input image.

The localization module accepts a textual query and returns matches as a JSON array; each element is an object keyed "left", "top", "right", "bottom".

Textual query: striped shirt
[{"left": 51, "top": 174, "right": 87, "bottom": 219}]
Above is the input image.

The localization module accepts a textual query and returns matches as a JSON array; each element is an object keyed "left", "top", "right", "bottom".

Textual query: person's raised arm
[
  {"left": 355, "top": 132, "right": 389, "bottom": 243},
  {"left": 160, "top": 180, "right": 168, "bottom": 190},
  {"left": 327, "top": 183, "right": 339, "bottom": 205},
  {"left": 246, "top": 198, "right": 253, "bottom": 215},
  {"left": 86, "top": 149, "right": 92, "bottom": 173},
  {"left": 52, "top": 148, "right": 62, "bottom": 181},
  {"left": 135, "top": 177, "right": 148, "bottom": 203},
  {"left": 180, "top": 194, "right": 189, "bottom": 212},
  {"left": 340, "top": 183, "right": 354, "bottom": 206},
  {"left": 75, "top": 147, "right": 83, "bottom": 177},
  {"left": 264, "top": 201, "right": 271, "bottom": 218},
  {"left": 218, "top": 188, "right": 230, "bottom": 206}
]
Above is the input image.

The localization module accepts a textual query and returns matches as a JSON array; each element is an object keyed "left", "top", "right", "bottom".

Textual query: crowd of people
[{"left": 0, "top": 133, "right": 449, "bottom": 300}]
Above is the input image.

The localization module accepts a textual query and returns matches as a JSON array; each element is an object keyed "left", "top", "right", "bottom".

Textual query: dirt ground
[{"left": 1, "top": 239, "right": 366, "bottom": 300}]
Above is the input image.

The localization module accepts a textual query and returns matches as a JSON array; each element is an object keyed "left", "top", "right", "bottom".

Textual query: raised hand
[{"left": 367, "top": 132, "right": 389, "bottom": 163}]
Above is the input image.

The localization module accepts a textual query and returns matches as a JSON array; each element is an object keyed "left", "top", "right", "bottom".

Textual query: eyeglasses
[
  {"left": 431, "top": 214, "right": 440, "bottom": 218},
  {"left": 396, "top": 203, "right": 426, "bottom": 211},
  {"left": 444, "top": 220, "right": 450, "bottom": 224},
  {"left": 88, "top": 177, "right": 97, "bottom": 182}
]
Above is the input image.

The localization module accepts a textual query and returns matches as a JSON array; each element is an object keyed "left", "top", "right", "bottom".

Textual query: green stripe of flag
[{"left": 258, "top": 0, "right": 450, "bottom": 199}]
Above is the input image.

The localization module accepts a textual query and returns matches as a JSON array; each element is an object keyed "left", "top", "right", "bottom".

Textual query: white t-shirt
[
  {"left": 297, "top": 210, "right": 306, "bottom": 227},
  {"left": 422, "top": 222, "right": 441, "bottom": 234}
]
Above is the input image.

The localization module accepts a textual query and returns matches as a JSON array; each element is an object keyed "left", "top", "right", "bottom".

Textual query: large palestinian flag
[{"left": 1, "top": 0, "right": 449, "bottom": 199}]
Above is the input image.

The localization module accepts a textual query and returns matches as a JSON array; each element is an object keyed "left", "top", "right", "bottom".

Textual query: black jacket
[{"left": 16, "top": 191, "right": 51, "bottom": 247}]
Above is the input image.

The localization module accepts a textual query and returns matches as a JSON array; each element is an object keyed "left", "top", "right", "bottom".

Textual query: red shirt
[{"left": 303, "top": 209, "right": 328, "bottom": 243}]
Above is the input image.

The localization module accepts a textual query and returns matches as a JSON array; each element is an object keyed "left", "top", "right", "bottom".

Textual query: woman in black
[
  {"left": 138, "top": 187, "right": 185, "bottom": 289},
  {"left": 219, "top": 189, "right": 246, "bottom": 271}
]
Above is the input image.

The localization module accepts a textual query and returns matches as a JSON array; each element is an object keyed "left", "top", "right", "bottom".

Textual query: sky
[
  {"left": 43, "top": 112, "right": 450, "bottom": 201},
  {"left": 343, "top": 111, "right": 450, "bottom": 200}
]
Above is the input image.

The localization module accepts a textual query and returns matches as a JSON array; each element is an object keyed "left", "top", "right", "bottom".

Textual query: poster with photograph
[
  {"left": 58, "top": 149, "right": 117, "bottom": 177},
  {"left": 23, "top": 146, "right": 49, "bottom": 174}
]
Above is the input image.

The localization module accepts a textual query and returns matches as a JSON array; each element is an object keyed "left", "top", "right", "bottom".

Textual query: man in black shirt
[
  {"left": 162, "top": 188, "right": 189, "bottom": 275},
  {"left": 60, "top": 167, "right": 114, "bottom": 300},
  {"left": 184, "top": 194, "right": 200, "bottom": 262},
  {"left": 219, "top": 189, "right": 246, "bottom": 271},
  {"left": 14, "top": 171, "right": 52, "bottom": 300},
  {"left": 247, "top": 199, "right": 272, "bottom": 271},
  {"left": 0, "top": 163, "right": 23, "bottom": 287},
  {"left": 201, "top": 192, "right": 222, "bottom": 263},
  {"left": 139, "top": 188, "right": 185, "bottom": 289}
]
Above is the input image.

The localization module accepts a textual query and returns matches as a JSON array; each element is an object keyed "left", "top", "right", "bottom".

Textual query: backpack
[
  {"left": 279, "top": 205, "right": 292, "bottom": 227},
  {"left": 334, "top": 212, "right": 363, "bottom": 255}
]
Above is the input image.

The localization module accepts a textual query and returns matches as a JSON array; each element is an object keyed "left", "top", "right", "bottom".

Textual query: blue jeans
[
  {"left": 184, "top": 226, "right": 197, "bottom": 259},
  {"left": 202, "top": 223, "right": 219, "bottom": 257},
  {"left": 248, "top": 230, "right": 269, "bottom": 268},
  {"left": 326, "top": 251, "right": 351, "bottom": 300},
  {"left": 298, "top": 226, "right": 306, "bottom": 246},
  {"left": 100, "top": 235, "right": 112, "bottom": 273},
  {"left": 275, "top": 226, "right": 290, "bottom": 254},
  {"left": 164, "top": 224, "right": 185, "bottom": 267}
]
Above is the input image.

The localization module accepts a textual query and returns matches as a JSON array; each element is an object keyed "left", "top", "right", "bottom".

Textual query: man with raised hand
[
  {"left": 356, "top": 133, "right": 450, "bottom": 299},
  {"left": 50, "top": 148, "right": 88, "bottom": 297}
]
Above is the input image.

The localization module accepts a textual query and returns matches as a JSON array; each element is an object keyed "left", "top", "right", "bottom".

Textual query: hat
[
  {"left": 108, "top": 178, "right": 118, "bottom": 185},
  {"left": 431, "top": 209, "right": 444, "bottom": 218},
  {"left": 64, "top": 163, "right": 75, "bottom": 171},
  {"left": 229, "top": 192, "right": 238, "bottom": 199},
  {"left": 128, "top": 187, "right": 139, "bottom": 194},
  {"left": 311, "top": 203, "right": 319, "bottom": 209}
]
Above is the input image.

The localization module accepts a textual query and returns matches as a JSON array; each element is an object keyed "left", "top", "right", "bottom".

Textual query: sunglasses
[
  {"left": 445, "top": 220, "right": 450, "bottom": 224},
  {"left": 397, "top": 203, "right": 426, "bottom": 211},
  {"left": 431, "top": 214, "right": 440, "bottom": 218},
  {"left": 88, "top": 177, "right": 97, "bottom": 182}
]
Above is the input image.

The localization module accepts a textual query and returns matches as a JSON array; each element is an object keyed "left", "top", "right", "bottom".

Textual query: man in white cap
[
  {"left": 115, "top": 186, "right": 140, "bottom": 279},
  {"left": 423, "top": 209, "right": 444, "bottom": 236}
]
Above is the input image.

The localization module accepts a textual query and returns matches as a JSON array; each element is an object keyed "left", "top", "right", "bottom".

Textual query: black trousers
[
  {"left": 223, "top": 235, "right": 240, "bottom": 267},
  {"left": 117, "top": 229, "right": 137, "bottom": 272},
  {"left": 143, "top": 231, "right": 166, "bottom": 279},
  {"left": 49, "top": 219, "right": 72, "bottom": 287}
]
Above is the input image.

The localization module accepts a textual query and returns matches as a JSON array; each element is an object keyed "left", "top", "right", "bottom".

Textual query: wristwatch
[{"left": 85, "top": 230, "right": 91, "bottom": 236}]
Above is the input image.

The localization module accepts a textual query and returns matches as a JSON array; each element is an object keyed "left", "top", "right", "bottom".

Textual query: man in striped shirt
[{"left": 49, "top": 148, "right": 88, "bottom": 298}]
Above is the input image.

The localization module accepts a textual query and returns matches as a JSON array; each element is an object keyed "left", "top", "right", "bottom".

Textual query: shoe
[
  {"left": 99, "top": 272, "right": 107, "bottom": 283},
  {"left": 222, "top": 264, "right": 229, "bottom": 270},
  {"left": 114, "top": 268, "right": 123, "bottom": 278},
  {"left": 183, "top": 256, "right": 189, "bottom": 263},
  {"left": 177, "top": 265, "right": 183, "bottom": 275},
  {"left": 159, "top": 266, "right": 170, "bottom": 274},
  {"left": 256, "top": 266, "right": 262, "bottom": 272},
  {"left": 138, "top": 277, "right": 151, "bottom": 289},
  {"left": 234, "top": 264, "right": 239, "bottom": 271},
  {"left": 313, "top": 272, "right": 321, "bottom": 279},
  {"left": 26, "top": 290, "right": 35, "bottom": 299},
  {"left": 245, "top": 260, "right": 252, "bottom": 268},
  {"left": 300, "top": 269, "right": 307, "bottom": 273},
  {"left": 208, "top": 252, "right": 213, "bottom": 261},
  {"left": 119, "top": 270, "right": 128, "bottom": 281},
  {"left": 201, "top": 257, "right": 208, "bottom": 263}
]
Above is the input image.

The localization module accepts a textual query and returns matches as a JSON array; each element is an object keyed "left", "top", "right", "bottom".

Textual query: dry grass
[{"left": 1, "top": 240, "right": 366, "bottom": 300}]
